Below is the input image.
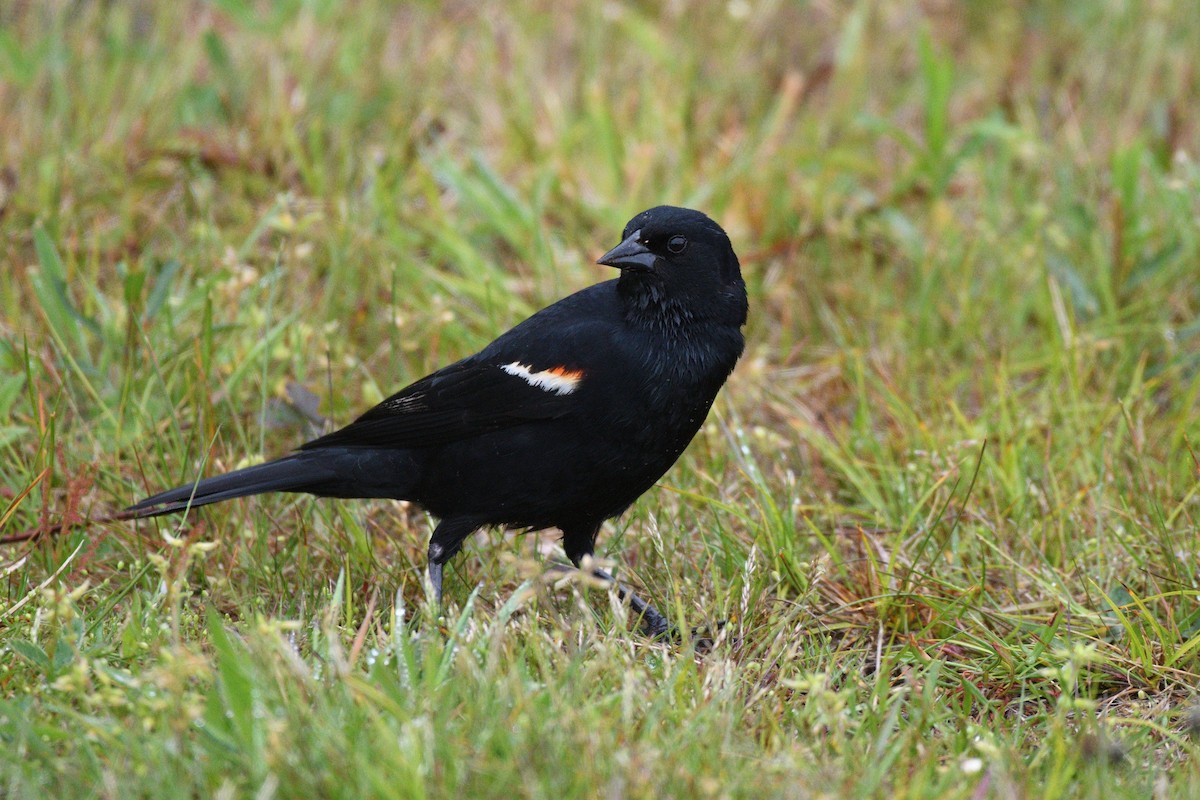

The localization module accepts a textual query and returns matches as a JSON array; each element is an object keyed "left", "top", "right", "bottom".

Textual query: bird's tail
[
  {"left": 127, "top": 448, "right": 419, "bottom": 518},
  {"left": 127, "top": 454, "right": 335, "bottom": 518}
]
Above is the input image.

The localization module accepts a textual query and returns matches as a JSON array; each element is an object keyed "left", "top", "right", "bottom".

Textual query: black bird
[{"left": 129, "top": 206, "right": 748, "bottom": 635}]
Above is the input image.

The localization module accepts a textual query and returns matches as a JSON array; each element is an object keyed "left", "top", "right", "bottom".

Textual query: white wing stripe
[{"left": 500, "top": 362, "right": 582, "bottom": 395}]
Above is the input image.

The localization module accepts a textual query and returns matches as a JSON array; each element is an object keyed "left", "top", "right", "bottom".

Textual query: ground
[{"left": 2, "top": 1, "right": 1199, "bottom": 797}]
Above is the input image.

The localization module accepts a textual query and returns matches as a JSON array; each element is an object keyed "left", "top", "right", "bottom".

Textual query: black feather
[{"left": 129, "top": 206, "right": 747, "bottom": 634}]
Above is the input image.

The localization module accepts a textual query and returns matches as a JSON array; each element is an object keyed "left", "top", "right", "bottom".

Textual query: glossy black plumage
[{"left": 130, "top": 206, "right": 747, "bottom": 634}]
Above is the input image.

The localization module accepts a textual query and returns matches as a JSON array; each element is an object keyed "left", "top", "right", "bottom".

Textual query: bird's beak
[{"left": 597, "top": 229, "right": 657, "bottom": 272}]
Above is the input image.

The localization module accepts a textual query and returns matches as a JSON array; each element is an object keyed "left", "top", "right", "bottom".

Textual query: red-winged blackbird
[{"left": 130, "top": 206, "right": 747, "bottom": 635}]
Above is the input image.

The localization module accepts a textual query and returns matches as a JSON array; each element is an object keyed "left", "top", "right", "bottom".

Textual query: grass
[{"left": 2, "top": 0, "right": 1200, "bottom": 796}]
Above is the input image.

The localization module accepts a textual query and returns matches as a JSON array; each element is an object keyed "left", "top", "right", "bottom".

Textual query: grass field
[{"left": 2, "top": 1, "right": 1200, "bottom": 796}]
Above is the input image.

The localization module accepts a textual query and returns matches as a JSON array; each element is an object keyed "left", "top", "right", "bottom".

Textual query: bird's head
[{"left": 598, "top": 206, "right": 746, "bottom": 326}]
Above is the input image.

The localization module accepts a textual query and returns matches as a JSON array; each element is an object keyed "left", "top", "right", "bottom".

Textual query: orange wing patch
[
  {"left": 547, "top": 366, "right": 585, "bottom": 380},
  {"left": 500, "top": 362, "right": 585, "bottom": 395}
]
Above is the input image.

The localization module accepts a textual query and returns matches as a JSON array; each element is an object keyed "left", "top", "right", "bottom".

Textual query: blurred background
[{"left": 2, "top": 1, "right": 1200, "bottom": 796}]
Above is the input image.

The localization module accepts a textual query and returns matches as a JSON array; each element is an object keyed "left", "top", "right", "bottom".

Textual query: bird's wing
[{"left": 299, "top": 355, "right": 587, "bottom": 451}]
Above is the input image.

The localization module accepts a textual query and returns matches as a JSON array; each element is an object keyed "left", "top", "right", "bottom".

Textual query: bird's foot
[{"left": 544, "top": 562, "right": 727, "bottom": 648}]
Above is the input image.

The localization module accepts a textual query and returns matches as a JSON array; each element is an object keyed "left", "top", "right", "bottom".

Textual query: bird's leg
[
  {"left": 425, "top": 516, "right": 481, "bottom": 608},
  {"left": 589, "top": 566, "right": 674, "bottom": 640},
  {"left": 562, "top": 528, "right": 674, "bottom": 639},
  {"left": 426, "top": 553, "right": 444, "bottom": 606},
  {"left": 584, "top": 571, "right": 724, "bottom": 649}
]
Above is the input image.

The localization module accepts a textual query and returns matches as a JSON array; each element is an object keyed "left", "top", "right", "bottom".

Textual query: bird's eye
[{"left": 667, "top": 235, "right": 688, "bottom": 254}]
